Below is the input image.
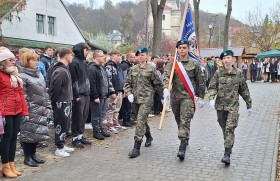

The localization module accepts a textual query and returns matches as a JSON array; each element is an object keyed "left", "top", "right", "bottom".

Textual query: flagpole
[{"left": 159, "top": 0, "right": 190, "bottom": 130}]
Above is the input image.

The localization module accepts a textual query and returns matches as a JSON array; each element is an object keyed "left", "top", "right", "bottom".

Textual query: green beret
[
  {"left": 176, "top": 39, "right": 190, "bottom": 48},
  {"left": 220, "top": 50, "right": 234, "bottom": 59},
  {"left": 136, "top": 47, "right": 148, "bottom": 56}
]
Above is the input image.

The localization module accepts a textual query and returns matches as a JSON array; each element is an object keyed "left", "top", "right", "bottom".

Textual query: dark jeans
[
  {"left": 242, "top": 69, "right": 248, "bottom": 80},
  {"left": 71, "top": 95, "right": 90, "bottom": 140},
  {"left": 119, "top": 97, "right": 132, "bottom": 124},
  {"left": 90, "top": 98, "right": 106, "bottom": 132},
  {"left": 257, "top": 68, "right": 262, "bottom": 81},
  {"left": 22, "top": 142, "right": 37, "bottom": 157},
  {"left": 0, "top": 113, "right": 22, "bottom": 164},
  {"left": 153, "top": 92, "right": 163, "bottom": 115},
  {"left": 53, "top": 102, "right": 72, "bottom": 149},
  {"left": 271, "top": 73, "right": 278, "bottom": 82},
  {"left": 250, "top": 70, "right": 257, "bottom": 82}
]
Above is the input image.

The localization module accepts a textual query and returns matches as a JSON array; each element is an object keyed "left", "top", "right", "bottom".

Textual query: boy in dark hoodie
[
  {"left": 50, "top": 48, "right": 75, "bottom": 157},
  {"left": 69, "top": 43, "right": 92, "bottom": 148}
]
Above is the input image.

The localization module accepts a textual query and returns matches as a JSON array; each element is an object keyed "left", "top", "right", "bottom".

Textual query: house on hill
[{"left": 0, "top": 0, "right": 106, "bottom": 52}]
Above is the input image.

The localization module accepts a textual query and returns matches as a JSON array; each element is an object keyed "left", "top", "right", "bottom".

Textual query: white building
[
  {"left": 107, "top": 30, "right": 124, "bottom": 48},
  {"left": 0, "top": 0, "right": 104, "bottom": 50},
  {"left": 162, "top": 1, "right": 181, "bottom": 39}
]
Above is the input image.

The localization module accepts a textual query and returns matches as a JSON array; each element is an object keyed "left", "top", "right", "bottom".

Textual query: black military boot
[
  {"left": 144, "top": 131, "right": 153, "bottom": 147},
  {"left": 221, "top": 148, "right": 232, "bottom": 165},
  {"left": 177, "top": 140, "right": 188, "bottom": 160},
  {"left": 128, "top": 140, "right": 142, "bottom": 158}
]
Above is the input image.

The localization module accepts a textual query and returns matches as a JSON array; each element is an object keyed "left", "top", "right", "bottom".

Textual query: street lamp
[
  {"left": 208, "top": 15, "right": 218, "bottom": 48},
  {"left": 208, "top": 23, "right": 214, "bottom": 48}
]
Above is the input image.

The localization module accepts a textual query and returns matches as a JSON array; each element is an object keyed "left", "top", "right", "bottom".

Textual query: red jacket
[{"left": 0, "top": 71, "right": 28, "bottom": 117}]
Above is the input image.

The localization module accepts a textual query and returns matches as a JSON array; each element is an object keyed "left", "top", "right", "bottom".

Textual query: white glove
[
  {"left": 199, "top": 99, "right": 204, "bottom": 108},
  {"left": 163, "top": 88, "right": 170, "bottom": 100},
  {"left": 209, "top": 100, "right": 215, "bottom": 110},
  {"left": 247, "top": 108, "right": 252, "bottom": 116},
  {"left": 128, "top": 94, "right": 134, "bottom": 103}
]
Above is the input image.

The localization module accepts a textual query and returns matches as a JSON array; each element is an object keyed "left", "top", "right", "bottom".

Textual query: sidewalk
[{"left": 16, "top": 82, "right": 280, "bottom": 181}]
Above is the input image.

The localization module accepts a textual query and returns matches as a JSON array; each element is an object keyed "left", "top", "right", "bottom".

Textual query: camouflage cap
[
  {"left": 220, "top": 50, "right": 234, "bottom": 59},
  {"left": 135, "top": 47, "right": 148, "bottom": 56},
  {"left": 176, "top": 39, "right": 190, "bottom": 48}
]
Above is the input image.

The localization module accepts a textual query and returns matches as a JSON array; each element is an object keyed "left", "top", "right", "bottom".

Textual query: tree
[
  {"left": 193, "top": 0, "right": 200, "bottom": 50},
  {"left": 150, "top": 0, "right": 167, "bottom": 55},
  {"left": 231, "top": 2, "right": 280, "bottom": 52},
  {"left": 223, "top": 0, "right": 232, "bottom": 50}
]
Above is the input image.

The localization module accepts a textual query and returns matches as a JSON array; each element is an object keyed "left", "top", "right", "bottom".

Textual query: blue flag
[{"left": 180, "top": 4, "right": 201, "bottom": 65}]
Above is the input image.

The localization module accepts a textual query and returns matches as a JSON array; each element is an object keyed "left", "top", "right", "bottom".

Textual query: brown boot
[
  {"left": 9, "top": 162, "right": 21, "bottom": 176},
  {"left": 1, "top": 163, "right": 17, "bottom": 178}
]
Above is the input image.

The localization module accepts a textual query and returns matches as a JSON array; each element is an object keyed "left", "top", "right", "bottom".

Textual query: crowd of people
[{"left": 0, "top": 40, "right": 274, "bottom": 178}]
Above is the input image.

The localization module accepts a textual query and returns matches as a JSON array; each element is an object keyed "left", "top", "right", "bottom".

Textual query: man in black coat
[
  {"left": 87, "top": 50, "right": 114, "bottom": 140},
  {"left": 69, "top": 42, "right": 92, "bottom": 148},
  {"left": 250, "top": 59, "right": 257, "bottom": 82},
  {"left": 119, "top": 52, "right": 136, "bottom": 127}
]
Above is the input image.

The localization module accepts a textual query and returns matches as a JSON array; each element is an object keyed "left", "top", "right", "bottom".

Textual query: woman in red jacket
[{"left": 0, "top": 47, "right": 28, "bottom": 178}]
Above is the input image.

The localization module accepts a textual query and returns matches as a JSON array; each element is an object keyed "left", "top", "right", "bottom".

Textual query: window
[
  {"left": 36, "top": 14, "right": 44, "bottom": 34},
  {"left": 163, "top": 14, "right": 165, "bottom": 21},
  {"left": 48, "top": 16, "right": 55, "bottom": 35}
]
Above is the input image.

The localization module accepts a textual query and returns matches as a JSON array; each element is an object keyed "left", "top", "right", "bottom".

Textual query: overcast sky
[{"left": 64, "top": 0, "right": 278, "bottom": 20}]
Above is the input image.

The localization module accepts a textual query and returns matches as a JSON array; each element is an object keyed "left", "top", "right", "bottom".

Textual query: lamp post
[
  {"left": 208, "top": 23, "right": 214, "bottom": 48},
  {"left": 208, "top": 15, "right": 218, "bottom": 48}
]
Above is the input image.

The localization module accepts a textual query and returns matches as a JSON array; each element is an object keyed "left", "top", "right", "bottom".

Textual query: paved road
[{"left": 17, "top": 82, "right": 280, "bottom": 181}]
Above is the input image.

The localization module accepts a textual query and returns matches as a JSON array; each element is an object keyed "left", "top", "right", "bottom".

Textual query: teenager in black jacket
[
  {"left": 50, "top": 48, "right": 75, "bottom": 157},
  {"left": 69, "top": 42, "right": 91, "bottom": 148},
  {"left": 87, "top": 50, "right": 114, "bottom": 140}
]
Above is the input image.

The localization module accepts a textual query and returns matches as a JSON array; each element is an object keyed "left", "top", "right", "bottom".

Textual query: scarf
[{"left": 3, "top": 66, "right": 23, "bottom": 88}]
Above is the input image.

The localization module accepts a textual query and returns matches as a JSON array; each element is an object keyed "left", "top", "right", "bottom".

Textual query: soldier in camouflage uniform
[
  {"left": 208, "top": 50, "right": 252, "bottom": 166},
  {"left": 124, "top": 47, "right": 163, "bottom": 158},
  {"left": 163, "top": 39, "right": 205, "bottom": 160}
]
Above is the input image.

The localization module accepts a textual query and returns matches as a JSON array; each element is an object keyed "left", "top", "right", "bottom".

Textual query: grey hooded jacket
[{"left": 20, "top": 67, "right": 51, "bottom": 143}]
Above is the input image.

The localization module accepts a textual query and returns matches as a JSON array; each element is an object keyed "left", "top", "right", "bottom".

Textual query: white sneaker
[
  {"left": 85, "top": 123, "right": 93, "bottom": 130},
  {"left": 55, "top": 148, "right": 70, "bottom": 157},
  {"left": 109, "top": 127, "right": 119, "bottom": 134},
  {"left": 115, "top": 123, "right": 126, "bottom": 130},
  {"left": 63, "top": 145, "right": 74, "bottom": 153},
  {"left": 148, "top": 114, "right": 155, "bottom": 117}
]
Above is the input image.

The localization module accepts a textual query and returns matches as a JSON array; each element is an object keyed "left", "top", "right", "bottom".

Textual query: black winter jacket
[
  {"left": 69, "top": 43, "right": 90, "bottom": 98},
  {"left": 49, "top": 62, "right": 73, "bottom": 103},
  {"left": 87, "top": 62, "right": 114, "bottom": 101},
  {"left": 105, "top": 60, "right": 124, "bottom": 94}
]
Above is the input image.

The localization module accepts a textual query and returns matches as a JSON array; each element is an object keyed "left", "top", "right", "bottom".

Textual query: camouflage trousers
[
  {"left": 171, "top": 97, "right": 194, "bottom": 142},
  {"left": 104, "top": 92, "right": 123, "bottom": 126},
  {"left": 132, "top": 102, "right": 153, "bottom": 141},
  {"left": 217, "top": 110, "right": 239, "bottom": 149}
]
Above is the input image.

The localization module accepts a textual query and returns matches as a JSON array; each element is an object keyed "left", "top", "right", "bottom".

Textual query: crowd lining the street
[{"left": 0, "top": 42, "right": 279, "bottom": 178}]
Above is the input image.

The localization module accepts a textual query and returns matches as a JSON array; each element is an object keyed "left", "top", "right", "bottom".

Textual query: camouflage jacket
[
  {"left": 124, "top": 62, "right": 163, "bottom": 104},
  {"left": 208, "top": 67, "right": 252, "bottom": 111},
  {"left": 163, "top": 58, "right": 205, "bottom": 100}
]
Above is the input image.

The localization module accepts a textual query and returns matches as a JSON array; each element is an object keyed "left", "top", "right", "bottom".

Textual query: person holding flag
[{"left": 162, "top": 39, "right": 205, "bottom": 160}]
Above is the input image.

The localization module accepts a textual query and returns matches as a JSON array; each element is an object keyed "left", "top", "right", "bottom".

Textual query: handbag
[{"left": 0, "top": 113, "right": 5, "bottom": 136}]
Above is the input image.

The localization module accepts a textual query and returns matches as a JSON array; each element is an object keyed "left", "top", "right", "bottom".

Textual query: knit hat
[{"left": 0, "top": 47, "right": 15, "bottom": 62}]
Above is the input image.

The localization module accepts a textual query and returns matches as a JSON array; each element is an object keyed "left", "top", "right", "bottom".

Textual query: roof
[
  {"left": 0, "top": 0, "right": 104, "bottom": 51},
  {"left": 200, "top": 46, "right": 245, "bottom": 58},
  {"left": 4, "top": 37, "right": 73, "bottom": 48},
  {"left": 108, "top": 30, "right": 123, "bottom": 41}
]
